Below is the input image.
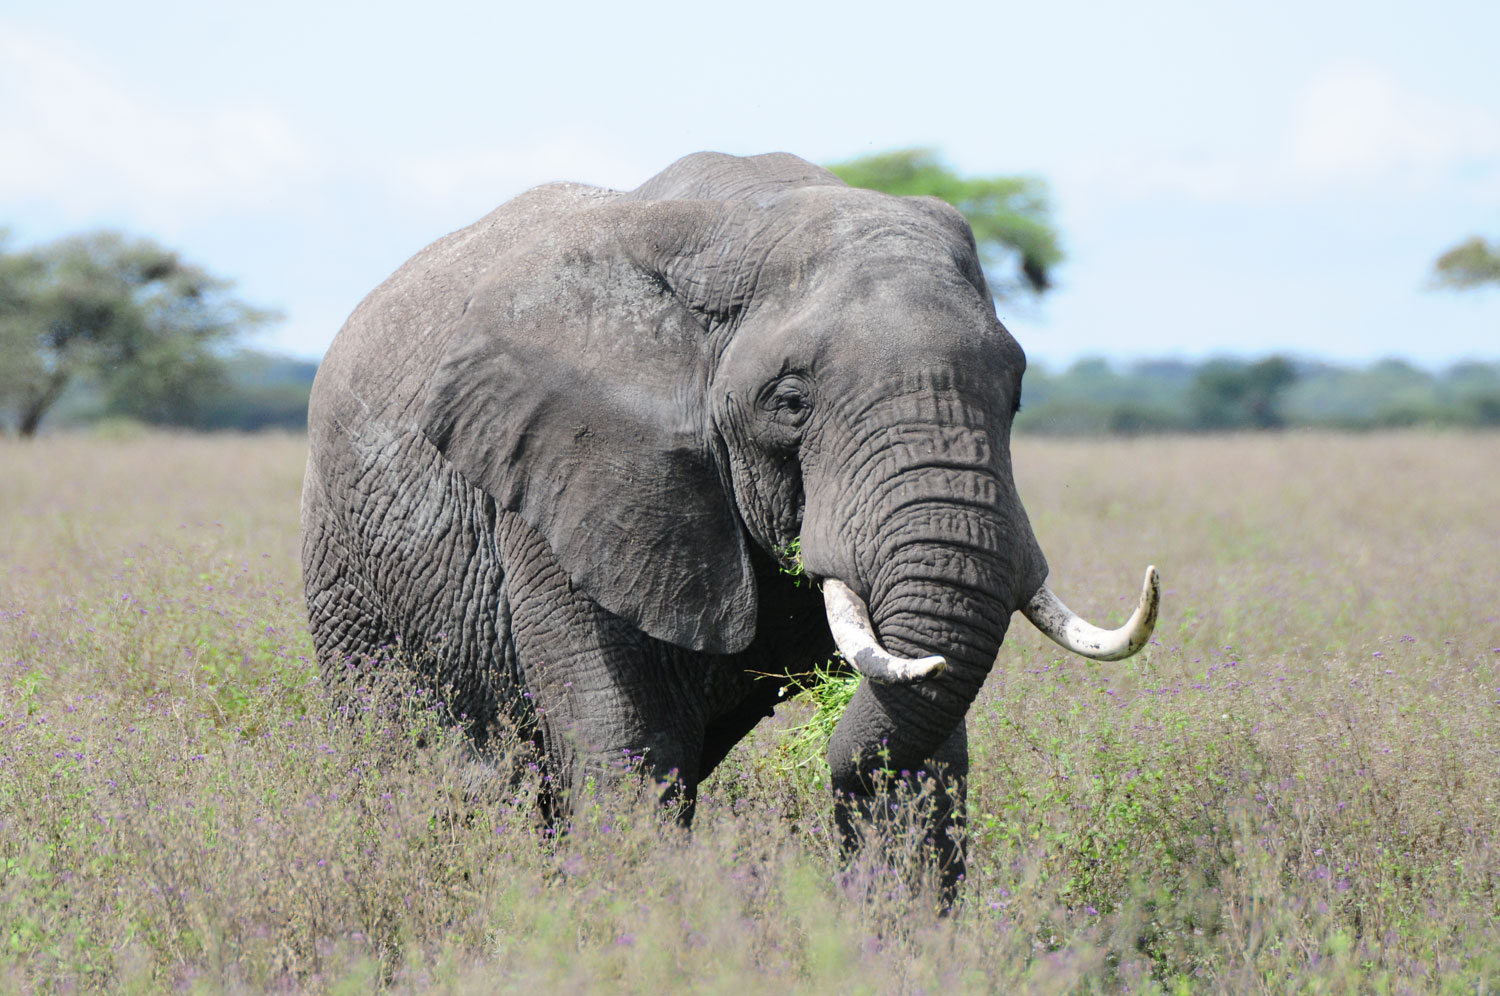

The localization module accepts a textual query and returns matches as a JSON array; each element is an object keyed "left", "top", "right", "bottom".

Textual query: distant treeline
[
  {"left": 1017, "top": 356, "right": 1500, "bottom": 434},
  {"left": 40, "top": 349, "right": 318, "bottom": 433},
  {"left": 186, "top": 351, "right": 319, "bottom": 431},
  {"left": 29, "top": 352, "right": 1500, "bottom": 436}
]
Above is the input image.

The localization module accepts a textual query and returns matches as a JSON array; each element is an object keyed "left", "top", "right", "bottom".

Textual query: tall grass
[{"left": 2, "top": 430, "right": 1498, "bottom": 993}]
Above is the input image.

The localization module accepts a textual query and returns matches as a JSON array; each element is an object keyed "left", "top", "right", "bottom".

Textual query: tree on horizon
[
  {"left": 1432, "top": 234, "right": 1500, "bottom": 290},
  {"left": 0, "top": 230, "right": 277, "bottom": 436},
  {"left": 825, "top": 148, "right": 1063, "bottom": 302}
]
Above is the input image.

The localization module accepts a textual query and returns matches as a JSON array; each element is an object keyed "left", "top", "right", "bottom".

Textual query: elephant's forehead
[
  {"left": 724, "top": 194, "right": 987, "bottom": 316},
  {"left": 753, "top": 187, "right": 972, "bottom": 261},
  {"left": 759, "top": 258, "right": 1021, "bottom": 366}
]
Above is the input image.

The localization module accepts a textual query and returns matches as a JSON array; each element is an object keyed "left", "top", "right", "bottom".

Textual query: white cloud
[
  {"left": 1288, "top": 63, "right": 1500, "bottom": 187},
  {"left": 1064, "top": 62, "right": 1500, "bottom": 208},
  {"left": 0, "top": 23, "right": 318, "bottom": 224}
]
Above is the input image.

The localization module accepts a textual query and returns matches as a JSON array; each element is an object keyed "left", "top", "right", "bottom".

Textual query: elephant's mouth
[{"left": 821, "top": 567, "right": 1161, "bottom": 685}]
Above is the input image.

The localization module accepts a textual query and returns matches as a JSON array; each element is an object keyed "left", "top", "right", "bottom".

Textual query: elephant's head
[{"left": 420, "top": 151, "right": 1156, "bottom": 848}]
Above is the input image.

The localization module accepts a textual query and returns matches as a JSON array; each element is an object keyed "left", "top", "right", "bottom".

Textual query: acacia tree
[
  {"left": 825, "top": 148, "right": 1063, "bottom": 300},
  {"left": 1432, "top": 235, "right": 1500, "bottom": 289},
  {"left": 0, "top": 231, "right": 275, "bottom": 436}
]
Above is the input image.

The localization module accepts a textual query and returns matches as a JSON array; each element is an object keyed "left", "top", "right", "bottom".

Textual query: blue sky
[{"left": 2, "top": 0, "right": 1497, "bottom": 369}]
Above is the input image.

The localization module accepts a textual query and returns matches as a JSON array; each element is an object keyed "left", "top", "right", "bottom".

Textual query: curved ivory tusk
[
  {"left": 822, "top": 579, "right": 947, "bottom": 685},
  {"left": 1022, "top": 566, "right": 1160, "bottom": 661}
]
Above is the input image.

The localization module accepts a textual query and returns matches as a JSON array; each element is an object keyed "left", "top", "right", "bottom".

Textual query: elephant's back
[
  {"left": 302, "top": 181, "right": 618, "bottom": 581},
  {"left": 310, "top": 181, "right": 619, "bottom": 437}
]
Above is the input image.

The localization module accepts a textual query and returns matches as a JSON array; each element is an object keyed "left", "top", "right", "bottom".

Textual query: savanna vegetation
[{"left": 3, "top": 430, "right": 1497, "bottom": 993}]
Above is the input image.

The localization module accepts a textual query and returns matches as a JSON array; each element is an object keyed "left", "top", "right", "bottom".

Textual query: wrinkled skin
[{"left": 302, "top": 152, "right": 1050, "bottom": 897}]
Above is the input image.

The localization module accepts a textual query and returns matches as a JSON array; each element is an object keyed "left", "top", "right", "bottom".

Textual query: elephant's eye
[{"left": 761, "top": 377, "right": 813, "bottom": 428}]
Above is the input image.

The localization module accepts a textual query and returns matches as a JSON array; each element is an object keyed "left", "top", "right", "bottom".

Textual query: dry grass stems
[{"left": 2, "top": 430, "right": 1498, "bottom": 993}]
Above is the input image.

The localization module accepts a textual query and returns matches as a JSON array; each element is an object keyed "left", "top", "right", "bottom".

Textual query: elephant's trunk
[
  {"left": 822, "top": 579, "right": 947, "bottom": 685},
  {"left": 819, "top": 526, "right": 1019, "bottom": 903},
  {"left": 825, "top": 526, "right": 1025, "bottom": 794}
]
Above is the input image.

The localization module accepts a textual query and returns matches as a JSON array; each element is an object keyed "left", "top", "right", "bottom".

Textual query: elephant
[{"left": 300, "top": 151, "right": 1159, "bottom": 899}]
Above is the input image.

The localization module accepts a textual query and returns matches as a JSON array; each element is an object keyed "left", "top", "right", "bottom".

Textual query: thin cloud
[
  {"left": 0, "top": 23, "right": 318, "bottom": 224},
  {"left": 1289, "top": 62, "right": 1500, "bottom": 188},
  {"left": 1067, "top": 62, "right": 1500, "bottom": 206}
]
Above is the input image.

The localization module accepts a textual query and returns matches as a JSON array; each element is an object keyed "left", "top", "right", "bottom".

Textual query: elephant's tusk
[
  {"left": 822, "top": 579, "right": 948, "bottom": 685},
  {"left": 1021, "top": 566, "right": 1160, "bottom": 661}
]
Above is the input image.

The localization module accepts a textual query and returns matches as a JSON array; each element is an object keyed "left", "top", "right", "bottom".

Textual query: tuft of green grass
[
  {"left": 768, "top": 660, "right": 860, "bottom": 791},
  {"left": 774, "top": 536, "right": 812, "bottom": 588}
]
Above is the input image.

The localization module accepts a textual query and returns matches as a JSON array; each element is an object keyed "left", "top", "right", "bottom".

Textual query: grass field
[{"left": 2, "top": 431, "right": 1498, "bottom": 994}]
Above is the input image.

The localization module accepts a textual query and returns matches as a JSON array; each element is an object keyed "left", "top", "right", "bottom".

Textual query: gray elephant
[{"left": 301, "top": 151, "right": 1158, "bottom": 897}]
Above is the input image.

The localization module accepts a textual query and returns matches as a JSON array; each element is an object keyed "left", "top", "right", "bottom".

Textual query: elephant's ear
[{"left": 419, "top": 223, "right": 757, "bottom": 654}]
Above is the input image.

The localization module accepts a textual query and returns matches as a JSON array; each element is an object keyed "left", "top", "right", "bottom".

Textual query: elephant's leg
[
  {"left": 697, "top": 679, "right": 782, "bottom": 781},
  {"left": 534, "top": 651, "right": 709, "bottom": 825},
  {"left": 833, "top": 719, "right": 970, "bottom": 910},
  {"left": 301, "top": 497, "right": 402, "bottom": 709},
  {"left": 305, "top": 444, "right": 517, "bottom": 738},
  {"left": 926, "top": 722, "right": 970, "bottom": 904},
  {"left": 496, "top": 513, "right": 709, "bottom": 823}
]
